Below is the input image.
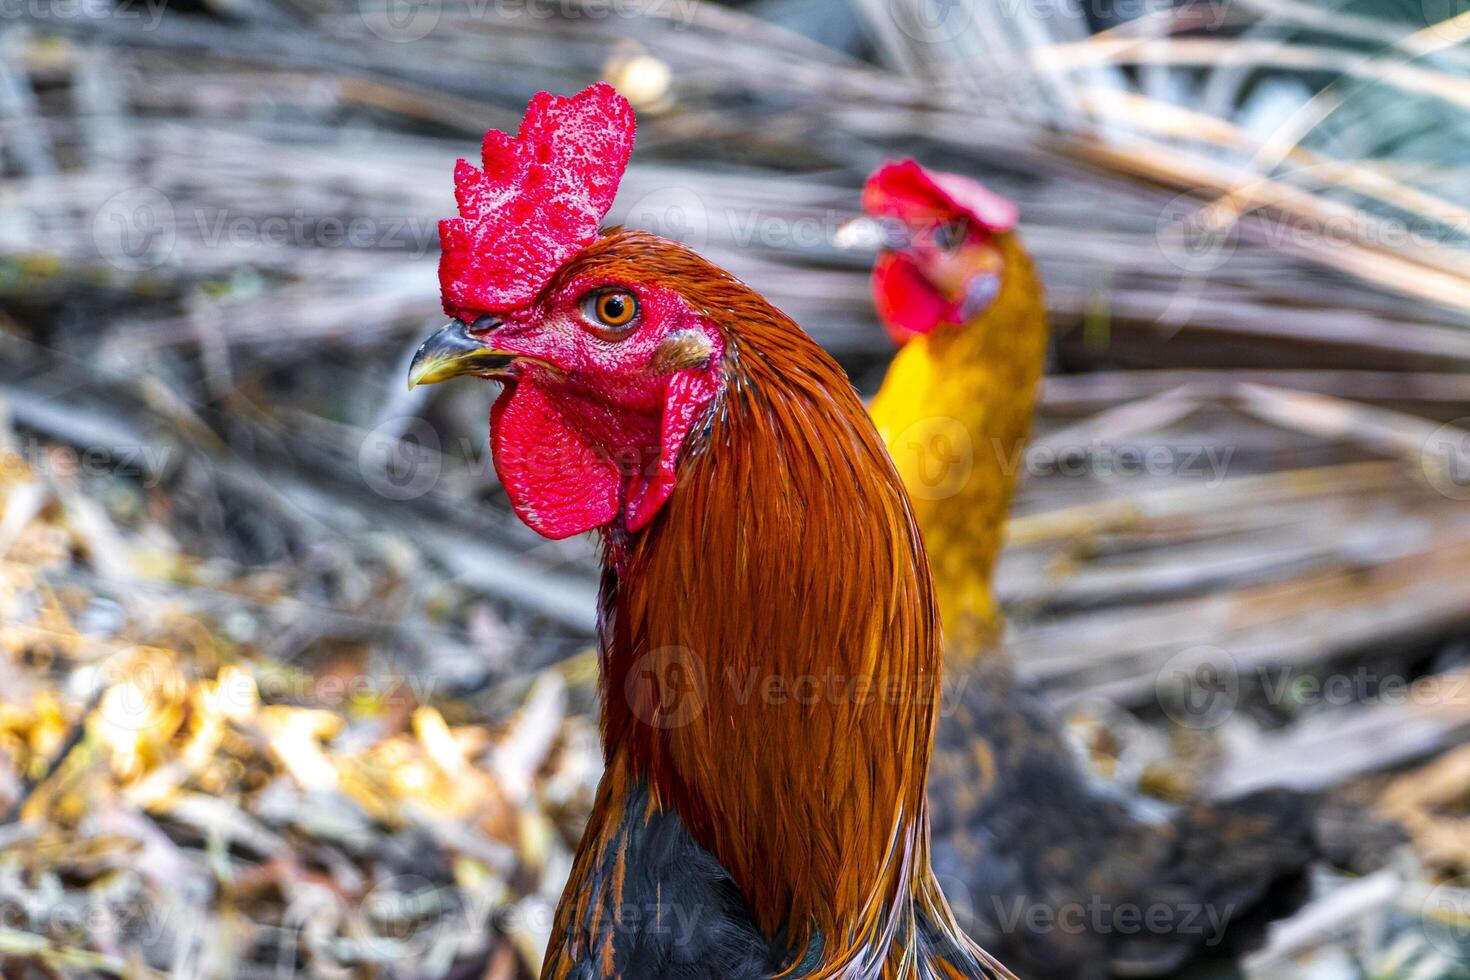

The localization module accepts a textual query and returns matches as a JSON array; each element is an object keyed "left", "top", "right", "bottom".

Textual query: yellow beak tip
[{"left": 407, "top": 320, "right": 517, "bottom": 390}]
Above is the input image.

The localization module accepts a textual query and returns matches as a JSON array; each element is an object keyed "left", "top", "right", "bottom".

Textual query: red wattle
[
  {"left": 871, "top": 252, "right": 960, "bottom": 342},
  {"left": 490, "top": 381, "right": 622, "bottom": 540},
  {"left": 489, "top": 345, "right": 724, "bottom": 539}
]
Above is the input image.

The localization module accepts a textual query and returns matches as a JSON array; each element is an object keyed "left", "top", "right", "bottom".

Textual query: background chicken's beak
[
  {"left": 834, "top": 216, "right": 910, "bottom": 252},
  {"left": 407, "top": 321, "right": 514, "bottom": 389}
]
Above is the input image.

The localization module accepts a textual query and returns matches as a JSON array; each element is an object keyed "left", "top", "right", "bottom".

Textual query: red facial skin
[
  {"left": 435, "top": 86, "right": 729, "bottom": 543},
  {"left": 862, "top": 159, "right": 1018, "bottom": 343},
  {"left": 473, "top": 272, "right": 724, "bottom": 541}
]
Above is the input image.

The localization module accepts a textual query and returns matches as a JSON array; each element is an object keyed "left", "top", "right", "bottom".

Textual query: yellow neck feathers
[{"left": 870, "top": 232, "right": 1048, "bottom": 655}]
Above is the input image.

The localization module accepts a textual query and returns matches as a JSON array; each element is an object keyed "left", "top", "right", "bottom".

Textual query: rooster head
[
  {"left": 409, "top": 84, "right": 724, "bottom": 541},
  {"left": 858, "top": 159, "right": 1019, "bottom": 343}
]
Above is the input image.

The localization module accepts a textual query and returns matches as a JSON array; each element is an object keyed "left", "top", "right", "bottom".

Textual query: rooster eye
[{"left": 582, "top": 289, "right": 639, "bottom": 335}]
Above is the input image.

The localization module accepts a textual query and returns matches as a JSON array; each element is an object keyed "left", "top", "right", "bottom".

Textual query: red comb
[
  {"left": 439, "top": 83, "right": 636, "bottom": 320},
  {"left": 862, "top": 159, "right": 1018, "bottom": 233}
]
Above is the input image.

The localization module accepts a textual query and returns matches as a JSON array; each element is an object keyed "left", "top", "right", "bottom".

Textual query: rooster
[
  {"left": 408, "top": 84, "right": 1014, "bottom": 980},
  {"left": 858, "top": 161, "right": 1319, "bottom": 978}
]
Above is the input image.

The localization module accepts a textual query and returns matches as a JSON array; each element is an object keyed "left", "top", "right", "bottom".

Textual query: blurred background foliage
[{"left": 2, "top": 0, "right": 1470, "bottom": 976}]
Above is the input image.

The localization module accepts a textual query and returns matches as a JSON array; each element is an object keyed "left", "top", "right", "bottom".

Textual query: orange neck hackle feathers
[{"left": 538, "top": 233, "right": 1005, "bottom": 979}]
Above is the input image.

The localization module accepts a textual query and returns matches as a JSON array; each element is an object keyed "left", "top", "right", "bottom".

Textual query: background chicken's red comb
[
  {"left": 439, "top": 83, "right": 635, "bottom": 320},
  {"left": 863, "top": 159, "right": 1018, "bottom": 233}
]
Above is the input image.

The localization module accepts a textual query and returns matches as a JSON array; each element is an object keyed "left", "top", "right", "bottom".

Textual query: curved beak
[
  {"left": 834, "top": 216, "right": 910, "bottom": 251},
  {"left": 407, "top": 320, "right": 515, "bottom": 390}
]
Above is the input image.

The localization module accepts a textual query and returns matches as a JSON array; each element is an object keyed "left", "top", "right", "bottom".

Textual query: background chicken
[
  {"left": 407, "top": 84, "right": 1011, "bottom": 980},
  {"left": 861, "top": 160, "right": 1325, "bottom": 979}
]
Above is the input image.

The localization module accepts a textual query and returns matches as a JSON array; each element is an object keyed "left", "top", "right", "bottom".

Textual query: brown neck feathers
[{"left": 596, "top": 241, "right": 956, "bottom": 973}]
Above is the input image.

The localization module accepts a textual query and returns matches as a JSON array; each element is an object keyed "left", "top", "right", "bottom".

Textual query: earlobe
[
  {"left": 650, "top": 330, "right": 715, "bottom": 374},
  {"left": 624, "top": 338, "right": 724, "bottom": 531}
]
